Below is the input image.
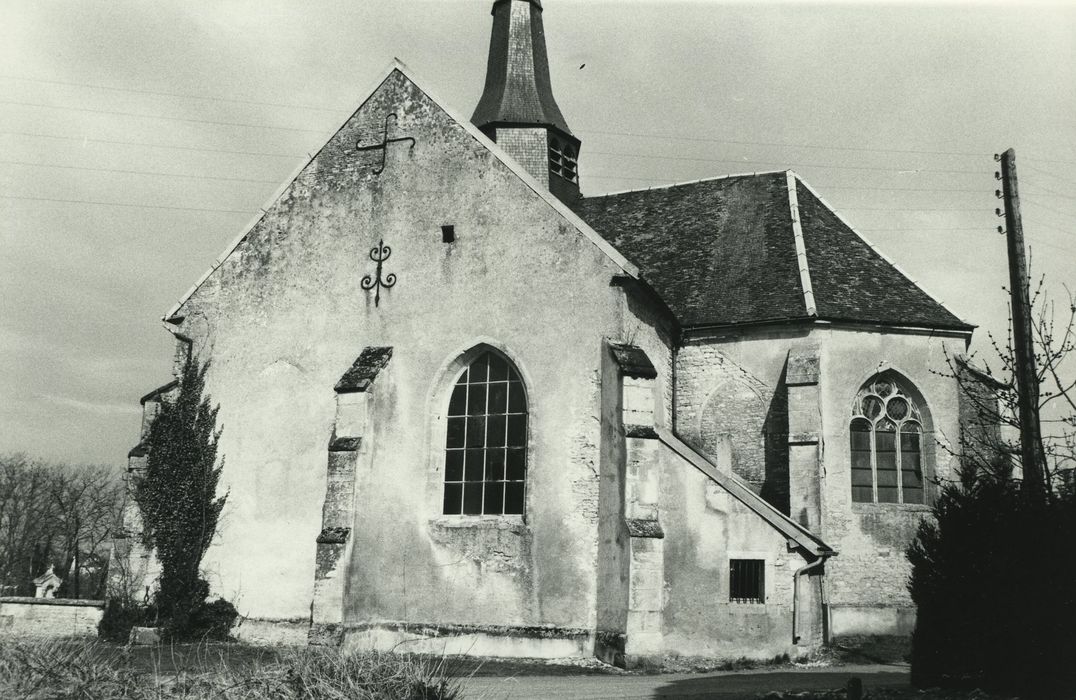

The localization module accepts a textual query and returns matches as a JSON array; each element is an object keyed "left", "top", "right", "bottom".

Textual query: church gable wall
[{"left": 170, "top": 69, "right": 633, "bottom": 634}]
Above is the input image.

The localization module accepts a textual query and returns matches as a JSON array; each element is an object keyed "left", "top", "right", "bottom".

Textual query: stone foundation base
[
  {"left": 233, "top": 618, "right": 311, "bottom": 646},
  {"left": 334, "top": 622, "right": 594, "bottom": 659},
  {"left": 830, "top": 605, "right": 915, "bottom": 637}
]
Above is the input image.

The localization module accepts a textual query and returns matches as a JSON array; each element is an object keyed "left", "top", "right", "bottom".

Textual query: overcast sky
[{"left": 1, "top": 0, "right": 1074, "bottom": 467}]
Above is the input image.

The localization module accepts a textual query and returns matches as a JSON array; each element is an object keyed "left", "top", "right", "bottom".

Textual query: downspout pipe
[{"left": 792, "top": 554, "right": 829, "bottom": 645}]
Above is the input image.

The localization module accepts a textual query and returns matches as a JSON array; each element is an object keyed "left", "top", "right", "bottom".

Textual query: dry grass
[{"left": 0, "top": 639, "right": 460, "bottom": 699}]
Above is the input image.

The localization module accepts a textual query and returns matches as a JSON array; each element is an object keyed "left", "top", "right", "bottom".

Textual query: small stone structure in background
[
  {"left": 0, "top": 564, "right": 103, "bottom": 639},
  {"left": 33, "top": 566, "right": 62, "bottom": 599}
]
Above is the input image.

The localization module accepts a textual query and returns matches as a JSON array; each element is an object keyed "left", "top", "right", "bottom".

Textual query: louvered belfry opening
[{"left": 472, "top": 0, "right": 582, "bottom": 203}]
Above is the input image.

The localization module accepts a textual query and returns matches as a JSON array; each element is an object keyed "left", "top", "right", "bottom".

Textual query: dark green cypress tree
[
  {"left": 908, "top": 467, "right": 1076, "bottom": 697},
  {"left": 134, "top": 357, "right": 227, "bottom": 639}
]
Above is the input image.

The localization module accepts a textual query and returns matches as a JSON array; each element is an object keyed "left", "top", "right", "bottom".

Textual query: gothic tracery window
[
  {"left": 850, "top": 375, "right": 925, "bottom": 505},
  {"left": 443, "top": 351, "right": 528, "bottom": 516}
]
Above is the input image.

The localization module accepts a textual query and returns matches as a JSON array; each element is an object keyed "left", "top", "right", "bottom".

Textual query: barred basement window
[
  {"left": 850, "top": 374, "right": 925, "bottom": 505},
  {"left": 730, "top": 559, "right": 765, "bottom": 603},
  {"left": 548, "top": 136, "right": 578, "bottom": 184},
  {"left": 443, "top": 350, "right": 528, "bottom": 516}
]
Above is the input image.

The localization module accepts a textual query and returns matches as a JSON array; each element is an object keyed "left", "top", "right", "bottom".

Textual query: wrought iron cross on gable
[
  {"left": 361, "top": 240, "right": 396, "bottom": 307},
  {"left": 356, "top": 113, "right": 416, "bottom": 175}
]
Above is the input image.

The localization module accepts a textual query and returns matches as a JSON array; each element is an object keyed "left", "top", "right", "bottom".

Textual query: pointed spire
[
  {"left": 472, "top": 0, "right": 581, "bottom": 202},
  {"left": 472, "top": 0, "right": 573, "bottom": 136}
]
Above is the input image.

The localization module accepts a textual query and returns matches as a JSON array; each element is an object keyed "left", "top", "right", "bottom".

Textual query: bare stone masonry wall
[{"left": 0, "top": 597, "right": 104, "bottom": 638}]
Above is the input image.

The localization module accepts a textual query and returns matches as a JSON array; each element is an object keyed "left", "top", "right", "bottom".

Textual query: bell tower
[{"left": 472, "top": 0, "right": 581, "bottom": 203}]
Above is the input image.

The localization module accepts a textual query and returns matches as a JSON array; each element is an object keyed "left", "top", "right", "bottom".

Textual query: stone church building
[{"left": 118, "top": 0, "right": 978, "bottom": 666}]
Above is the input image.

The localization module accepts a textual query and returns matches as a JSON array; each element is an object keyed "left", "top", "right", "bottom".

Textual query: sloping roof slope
[
  {"left": 572, "top": 172, "right": 972, "bottom": 332},
  {"left": 794, "top": 180, "right": 970, "bottom": 330},
  {"left": 572, "top": 173, "right": 804, "bottom": 327}
]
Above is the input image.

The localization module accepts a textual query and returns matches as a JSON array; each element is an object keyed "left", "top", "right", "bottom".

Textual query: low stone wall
[{"left": 0, "top": 597, "right": 105, "bottom": 638}]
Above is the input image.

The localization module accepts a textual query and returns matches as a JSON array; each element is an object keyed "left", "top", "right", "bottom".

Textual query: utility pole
[{"left": 997, "top": 148, "right": 1046, "bottom": 501}]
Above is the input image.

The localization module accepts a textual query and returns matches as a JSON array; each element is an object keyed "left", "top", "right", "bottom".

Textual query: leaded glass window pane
[
  {"left": 851, "top": 418, "right": 874, "bottom": 503},
  {"left": 849, "top": 375, "right": 927, "bottom": 505},
  {"left": 901, "top": 427, "right": 924, "bottom": 504},
  {"left": 443, "top": 350, "right": 528, "bottom": 516}
]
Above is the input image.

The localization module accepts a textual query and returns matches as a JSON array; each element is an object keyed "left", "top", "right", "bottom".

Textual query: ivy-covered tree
[{"left": 133, "top": 357, "right": 228, "bottom": 638}]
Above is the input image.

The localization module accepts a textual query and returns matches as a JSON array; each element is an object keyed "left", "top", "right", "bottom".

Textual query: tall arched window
[
  {"left": 850, "top": 375, "right": 925, "bottom": 504},
  {"left": 443, "top": 350, "right": 528, "bottom": 516}
]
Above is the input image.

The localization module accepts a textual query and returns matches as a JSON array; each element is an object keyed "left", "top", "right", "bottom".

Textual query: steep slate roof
[{"left": 571, "top": 172, "right": 972, "bottom": 332}]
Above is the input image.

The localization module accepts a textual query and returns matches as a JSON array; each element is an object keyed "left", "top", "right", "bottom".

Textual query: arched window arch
[
  {"left": 850, "top": 374, "right": 925, "bottom": 504},
  {"left": 443, "top": 350, "right": 528, "bottom": 515}
]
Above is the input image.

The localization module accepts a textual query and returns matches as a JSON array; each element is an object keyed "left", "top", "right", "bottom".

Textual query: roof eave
[{"left": 682, "top": 316, "right": 975, "bottom": 339}]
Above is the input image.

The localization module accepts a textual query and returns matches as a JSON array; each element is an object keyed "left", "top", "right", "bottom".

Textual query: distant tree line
[{"left": 0, "top": 454, "right": 122, "bottom": 599}]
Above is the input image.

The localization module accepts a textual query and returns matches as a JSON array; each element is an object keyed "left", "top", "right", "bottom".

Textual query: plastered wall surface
[
  {"left": 171, "top": 70, "right": 633, "bottom": 630},
  {"left": 657, "top": 464, "right": 803, "bottom": 660}
]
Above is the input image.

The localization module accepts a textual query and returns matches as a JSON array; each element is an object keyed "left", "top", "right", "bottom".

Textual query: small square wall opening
[
  {"left": 441, "top": 225, "right": 455, "bottom": 243},
  {"left": 730, "top": 559, "right": 765, "bottom": 603}
]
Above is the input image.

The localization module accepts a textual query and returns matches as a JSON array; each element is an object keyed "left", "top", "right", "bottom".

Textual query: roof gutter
[{"left": 681, "top": 316, "right": 974, "bottom": 342}]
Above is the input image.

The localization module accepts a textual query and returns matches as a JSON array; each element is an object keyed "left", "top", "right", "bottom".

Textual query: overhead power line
[
  {"left": 810, "top": 184, "right": 988, "bottom": 194},
  {"left": 579, "top": 129, "right": 990, "bottom": 158},
  {"left": 1024, "top": 153, "right": 1076, "bottom": 166},
  {"left": 839, "top": 207, "right": 989, "bottom": 213},
  {"left": 1, "top": 130, "right": 1002, "bottom": 185},
  {"left": 0, "top": 74, "right": 345, "bottom": 113},
  {"left": 1023, "top": 196, "right": 1076, "bottom": 220},
  {"left": 585, "top": 158, "right": 987, "bottom": 180},
  {"left": 588, "top": 151, "right": 987, "bottom": 175},
  {"left": 0, "top": 130, "right": 299, "bottom": 159},
  {"left": 1023, "top": 218, "right": 1072, "bottom": 236},
  {"left": 1, "top": 158, "right": 281, "bottom": 185},
  {"left": 0, "top": 194, "right": 251, "bottom": 214},
  {"left": 859, "top": 227, "right": 998, "bottom": 232},
  {"left": 1022, "top": 162, "right": 1076, "bottom": 187},
  {"left": 1021, "top": 181, "right": 1076, "bottom": 202},
  {"left": 0, "top": 99, "right": 327, "bottom": 134}
]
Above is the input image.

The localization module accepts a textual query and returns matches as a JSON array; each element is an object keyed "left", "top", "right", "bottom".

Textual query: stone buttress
[
  {"left": 596, "top": 341, "right": 664, "bottom": 667},
  {"left": 309, "top": 347, "right": 392, "bottom": 645}
]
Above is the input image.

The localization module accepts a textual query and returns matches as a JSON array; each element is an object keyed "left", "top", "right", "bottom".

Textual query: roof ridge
[
  {"left": 583, "top": 169, "right": 788, "bottom": 200},
  {"left": 791, "top": 173, "right": 975, "bottom": 330},
  {"left": 785, "top": 171, "right": 818, "bottom": 318}
]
